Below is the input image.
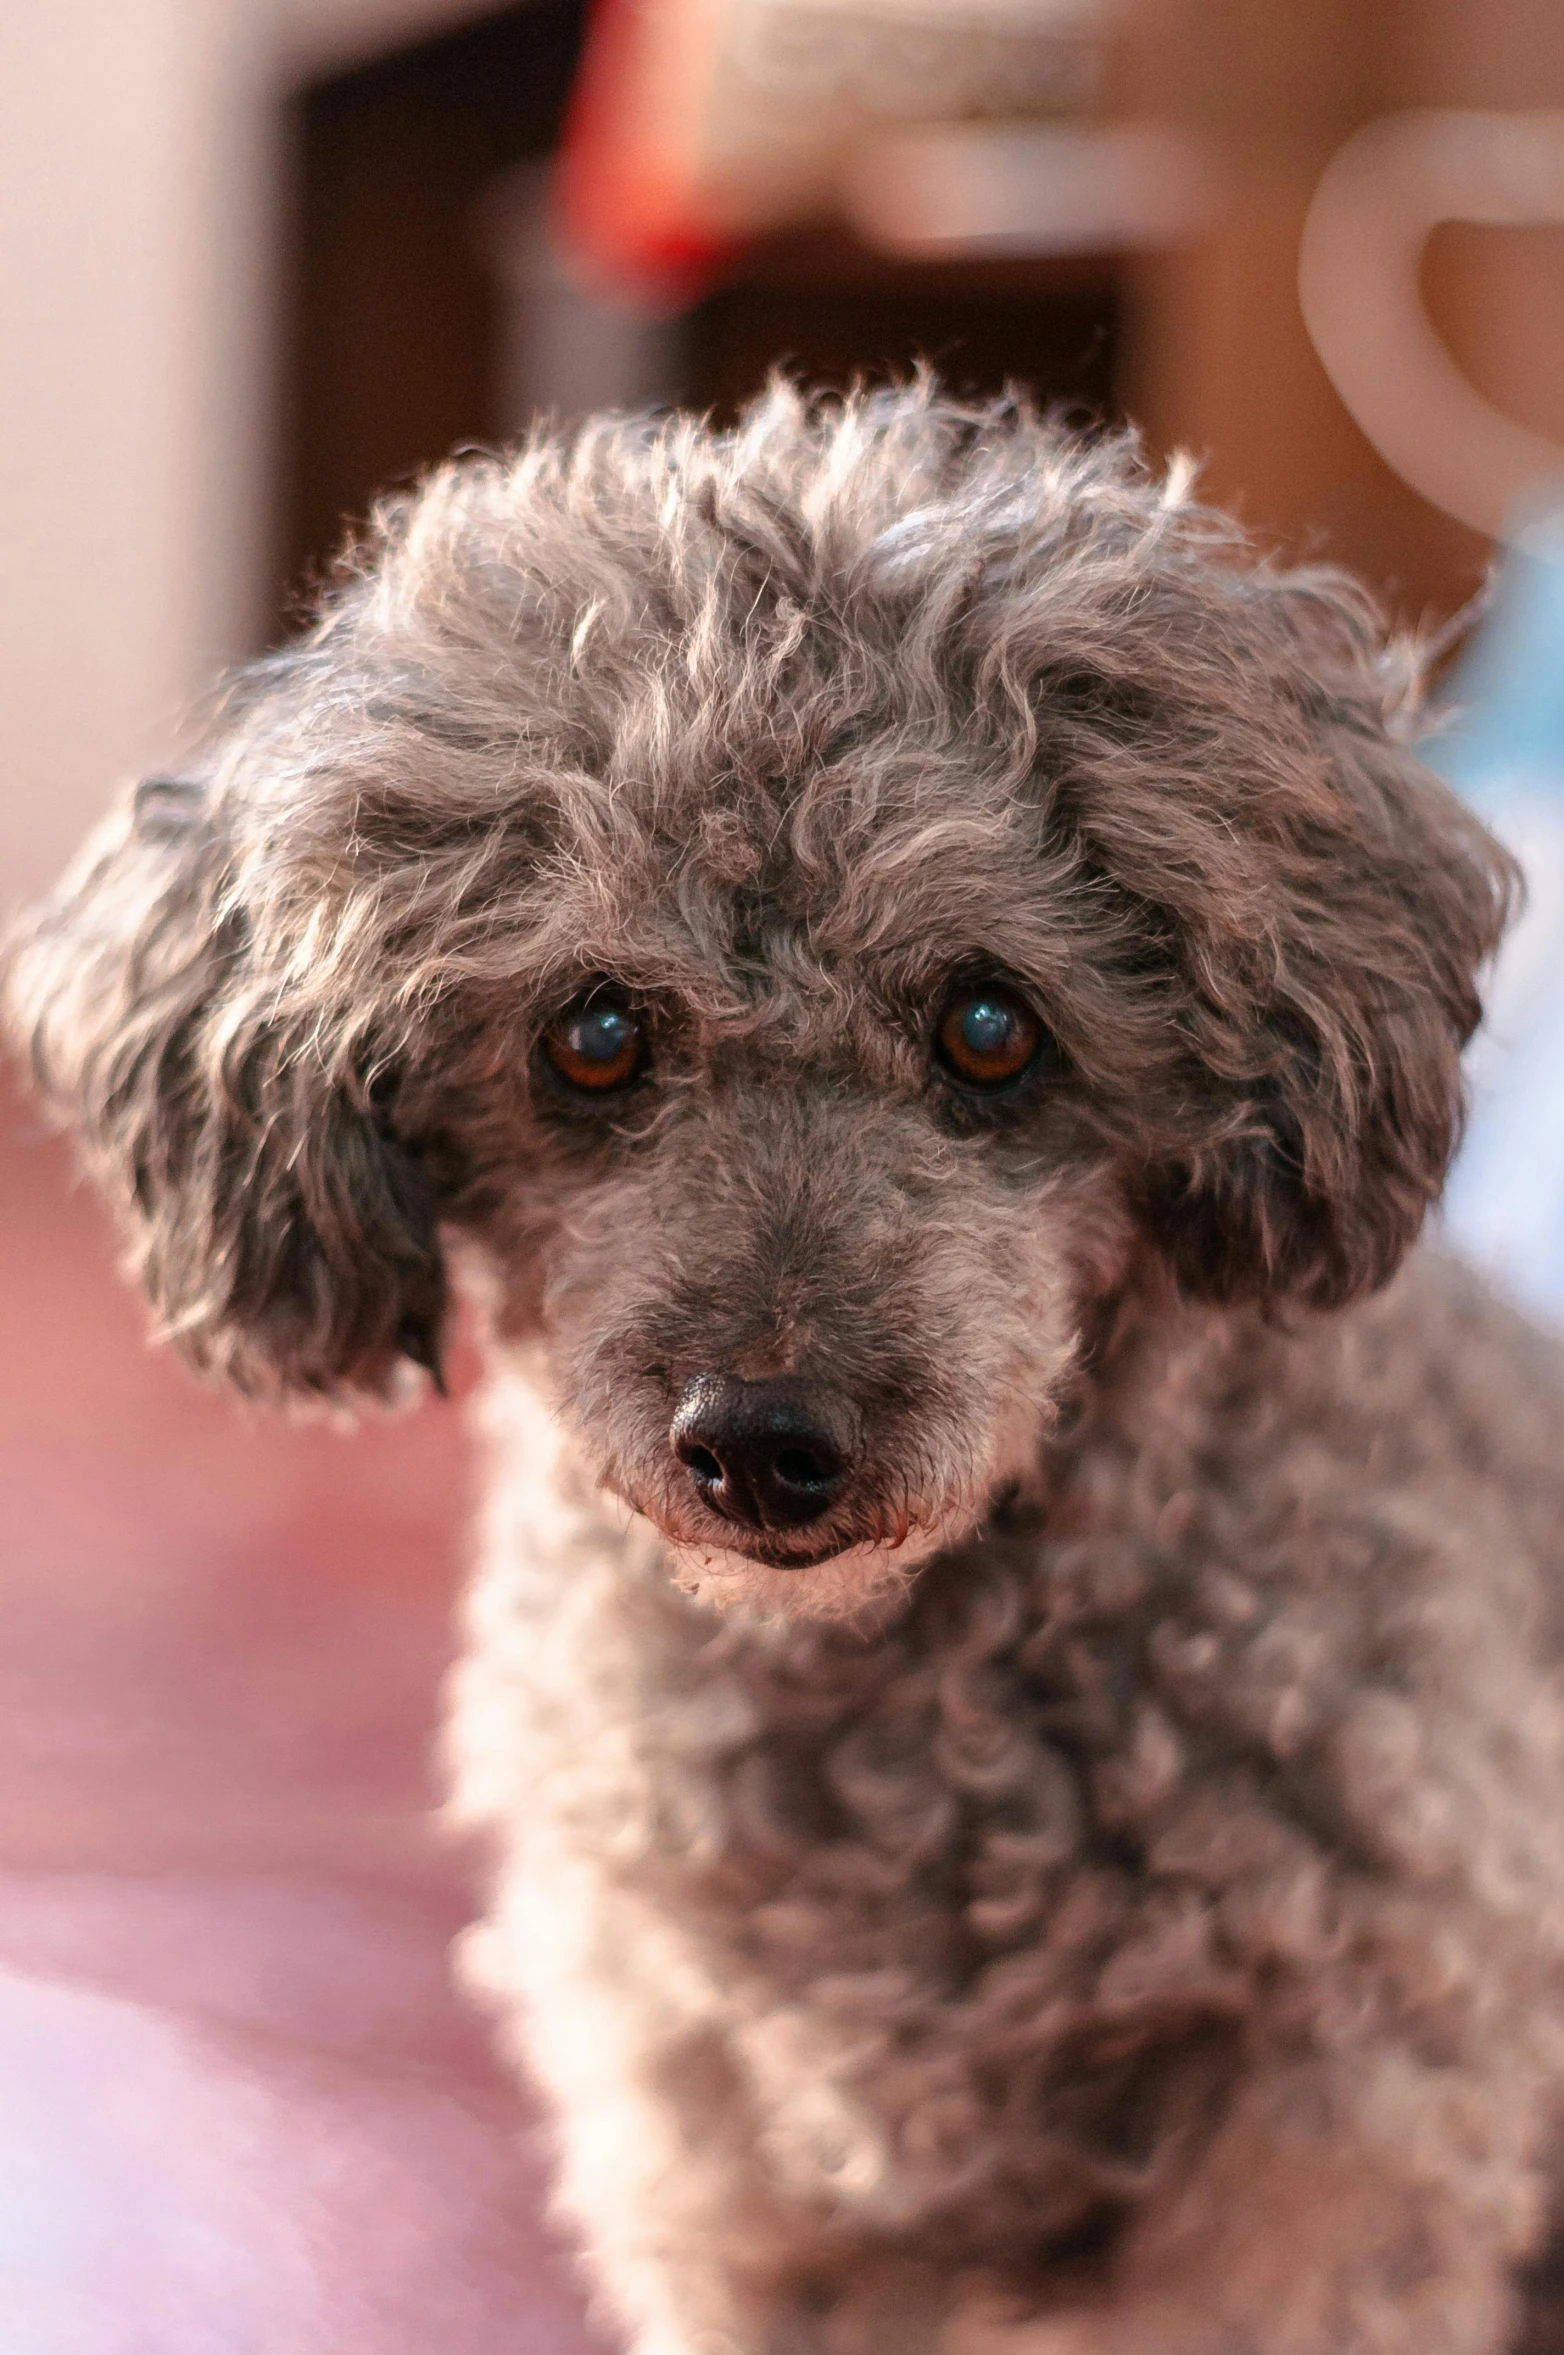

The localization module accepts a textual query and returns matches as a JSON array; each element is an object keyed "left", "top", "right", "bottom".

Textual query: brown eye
[
  {"left": 936, "top": 984, "right": 1042, "bottom": 1089},
  {"left": 542, "top": 996, "right": 647, "bottom": 1093}
]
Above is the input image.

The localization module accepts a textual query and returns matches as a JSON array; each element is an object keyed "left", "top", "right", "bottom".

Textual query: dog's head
[{"left": 8, "top": 383, "right": 1515, "bottom": 1616}]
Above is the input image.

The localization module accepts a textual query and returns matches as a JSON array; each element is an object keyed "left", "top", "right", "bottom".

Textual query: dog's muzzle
[{"left": 670, "top": 1372, "right": 857, "bottom": 1536}]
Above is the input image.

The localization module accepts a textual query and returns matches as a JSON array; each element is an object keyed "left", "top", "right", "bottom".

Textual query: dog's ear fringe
[
  {"left": 3, "top": 775, "right": 447, "bottom": 1407},
  {"left": 1132, "top": 701, "right": 1520, "bottom": 1315}
]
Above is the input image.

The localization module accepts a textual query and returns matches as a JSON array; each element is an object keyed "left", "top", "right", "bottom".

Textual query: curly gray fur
[{"left": 11, "top": 378, "right": 1564, "bottom": 2355}]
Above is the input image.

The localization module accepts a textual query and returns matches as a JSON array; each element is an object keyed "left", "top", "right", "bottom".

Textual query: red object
[{"left": 552, "top": 0, "right": 741, "bottom": 302}]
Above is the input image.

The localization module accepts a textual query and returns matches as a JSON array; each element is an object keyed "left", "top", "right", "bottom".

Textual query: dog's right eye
[
  {"left": 935, "top": 983, "right": 1043, "bottom": 1090},
  {"left": 541, "top": 996, "right": 647, "bottom": 1094}
]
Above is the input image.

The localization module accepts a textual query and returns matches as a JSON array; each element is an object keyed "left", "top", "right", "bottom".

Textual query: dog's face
[
  {"left": 7, "top": 386, "right": 1514, "bottom": 1619},
  {"left": 468, "top": 807, "right": 1139, "bottom": 1617}
]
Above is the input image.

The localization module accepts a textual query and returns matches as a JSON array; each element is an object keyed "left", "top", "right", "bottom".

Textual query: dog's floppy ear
[
  {"left": 6, "top": 773, "right": 446, "bottom": 1402},
  {"left": 1125, "top": 582, "right": 1520, "bottom": 1314}
]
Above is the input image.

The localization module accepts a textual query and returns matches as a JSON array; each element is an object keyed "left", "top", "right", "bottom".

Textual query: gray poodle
[{"left": 12, "top": 379, "right": 1564, "bottom": 2355}]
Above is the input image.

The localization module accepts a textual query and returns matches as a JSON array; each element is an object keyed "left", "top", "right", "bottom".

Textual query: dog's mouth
[
  {"left": 603, "top": 1470, "right": 934, "bottom": 1574},
  {"left": 590, "top": 1446, "right": 1005, "bottom": 1616},
  {"left": 636, "top": 1502, "right": 917, "bottom": 1573},
  {"left": 688, "top": 1488, "right": 930, "bottom": 1570},
  {"left": 678, "top": 1529, "right": 867, "bottom": 1572},
  {"left": 632, "top": 1482, "right": 981, "bottom": 1586},
  {"left": 655, "top": 1496, "right": 988, "bottom": 1622}
]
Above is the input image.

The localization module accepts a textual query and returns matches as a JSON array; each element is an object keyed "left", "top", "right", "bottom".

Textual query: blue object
[{"left": 1429, "top": 504, "right": 1564, "bottom": 1322}]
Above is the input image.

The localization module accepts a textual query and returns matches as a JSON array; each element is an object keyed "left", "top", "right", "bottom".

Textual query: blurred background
[
  {"left": 6, "top": 0, "right": 1564, "bottom": 905},
  {"left": 3, "top": 4, "right": 1564, "bottom": 2350}
]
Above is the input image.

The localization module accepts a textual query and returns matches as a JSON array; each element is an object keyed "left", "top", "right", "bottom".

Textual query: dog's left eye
[
  {"left": 542, "top": 996, "right": 647, "bottom": 1093},
  {"left": 936, "top": 984, "right": 1043, "bottom": 1089}
]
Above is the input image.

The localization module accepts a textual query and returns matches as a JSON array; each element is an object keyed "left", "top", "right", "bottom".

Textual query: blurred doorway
[
  {"left": 279, "top": 2, "right": 1124, "bottom": 615},
  {"left": 280, "top": 1, "right": 587, "bottom": 618}
]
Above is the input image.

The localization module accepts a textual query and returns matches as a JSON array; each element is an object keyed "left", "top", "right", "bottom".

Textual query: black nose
[{"left": 670, "top": 1374, "right": 855, "bottom": 1532}]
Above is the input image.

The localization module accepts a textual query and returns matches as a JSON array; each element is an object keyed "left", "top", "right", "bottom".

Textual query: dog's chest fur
[{"left": 451, "top": 1254, "right": 1564, "bottom": 2269}]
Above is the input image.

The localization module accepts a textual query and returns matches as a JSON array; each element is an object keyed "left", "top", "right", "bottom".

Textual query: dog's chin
[{"left": 659, "top": 1508, "right": 977, "bottom": 1626}]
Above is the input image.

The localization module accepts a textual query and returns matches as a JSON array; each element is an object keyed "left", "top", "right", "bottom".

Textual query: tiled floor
[
  {"left": 6, "top": 1080, "right": 1564, "bottom": 2354},
  {"left": 0, "top": 1081, "right": 602, "bottom": 2353}
]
